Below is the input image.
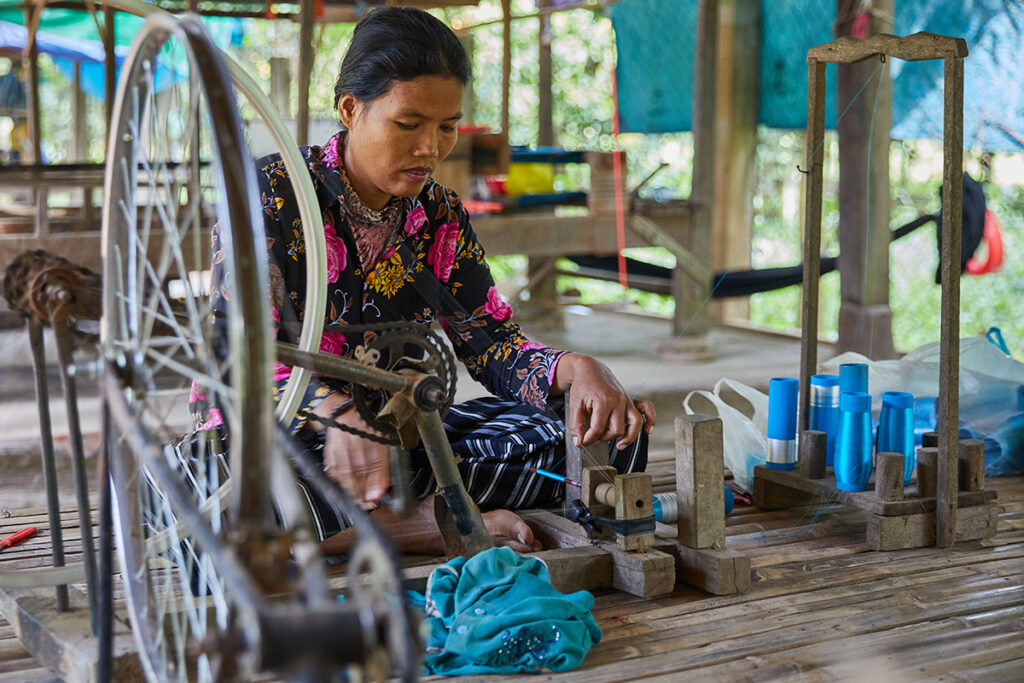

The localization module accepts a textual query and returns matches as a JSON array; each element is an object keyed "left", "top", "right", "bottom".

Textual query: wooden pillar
[
  {"left": 678, "top": 0, "right": 718, "bottom": 336},
  {"left": 798, "top": 57, "right": 826, "bottom": 433},
  {"left": 500, "top": 0, "right": 511, "bottom": 144},
  {"left": 675, "top": 415, "right": 725, "bottom": 550},
  {"left": 72, "top": 62, "right": 87, "bottom": 162},
  {"left": 710, "top": 0, "right": 759, "bottom": 323},
  {"left": 296, "top": 0, "right": 314, "bottom": 146},
  {"left": 936, "top": 48, "right": 965, "bottom": 547},
  {"left": 835, "top": 0, "right": 896, "bottom": 359},
  {"left": 24, "top": 2, "right": 41, "bottom": 166},
  {"left": 269, "top": 56, "right": 291, "bottom": 119},
  {"left": 526, "top": 0, "right": 564, "bottom": 328},
  {"left": 103, "top": 6, "right": 116, "bottom": 133},
  {"left": 23, "top": 2, "right": 47, "bottom": 237},
  {"left": 459, "top": 33, "right": 475, "bottom": 124}
]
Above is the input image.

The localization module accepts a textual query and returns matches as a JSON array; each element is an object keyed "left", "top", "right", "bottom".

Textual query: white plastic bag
[
  {"left": 683, "top": 379, "right": 768, "bottom": 493},
  {"left": 820, "top": 337, "right": 1024, "bottom": 476}
]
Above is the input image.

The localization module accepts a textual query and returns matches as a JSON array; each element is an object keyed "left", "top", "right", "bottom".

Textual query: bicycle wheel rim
[{"left": 101, "top": 12, "right": 271, "bottom": 681}]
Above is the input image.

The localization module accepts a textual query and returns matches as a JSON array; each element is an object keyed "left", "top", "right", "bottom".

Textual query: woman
[{"left": 203, "top": 6, "right": 655, "bottom": 554}]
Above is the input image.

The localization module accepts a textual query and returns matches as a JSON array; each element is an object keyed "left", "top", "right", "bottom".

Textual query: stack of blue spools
[{"left": 766, "top": 363, "right": 918, "bottom": 491}]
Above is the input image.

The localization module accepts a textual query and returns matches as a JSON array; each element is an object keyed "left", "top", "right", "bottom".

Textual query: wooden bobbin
[
  {"left": 917, "top": 447, "right": 938, "bottom": 498},
  {"left": 613, "top": 473, "right": 655, "bottom": 552},
  {"left": 582, "top": 466, "right": 616, "bottom": 541},
  {"left": 958, "top": 438, "right": 985, "bottom": 492},
  {"left": 921, "top": 431, "right": 939, "bottom": 448},
  {"left": 797, "top": 430, "right": 827, "bottom": 480},
  {"left": 874, "top": 452, "right": 905, "bottom": 502}
]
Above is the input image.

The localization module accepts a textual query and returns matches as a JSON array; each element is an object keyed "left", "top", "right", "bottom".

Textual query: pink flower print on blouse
[
  {"left": 405, "top": 205, "right": 427, "bottom": 236},
  {"left": 319, "top": 331, "right": 347, "bottom": 356},
  {"left": 324, "top": 223, "right": 347, "bottom": 283},
  {"left": 189, "top": 381, "right": 206, "bottom": 404},
  {"left": 484, "top": 286, "right": 513, "bottom": 322},
  {"left": 200, "top": 408, "right": 224, "bottom": 430},
  {"left": 272, "top": 362, "right": 292, "bottom": 382},
  {"left": 427, "top": 222, "right": 460, "bottom": 282},
  {"left": 322, "top": 133, "right": 341, "bottom": 170},
  {"left": 518, "top": 340, "right": 545, "bottom": 351}
]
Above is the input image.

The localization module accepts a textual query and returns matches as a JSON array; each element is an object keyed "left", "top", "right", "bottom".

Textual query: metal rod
[
  {"left": 276, "top": 343, "right": 416, "bottom": 396},
  {"left": 97, "top": 401, "right": 114, "bottom": 682},
  {"left": 52, "top": 320, "right": 99, "bottom": 633},
  {"left": 27, "top": 319, "right": 69, "bottom": 611},
  {"left": 415, "top": 410, "right": 493, "bottom": 555}
]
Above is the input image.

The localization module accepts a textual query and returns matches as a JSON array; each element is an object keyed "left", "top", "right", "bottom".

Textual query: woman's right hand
[{"left": 311, "top": 398, "right": 391, "bottom": 506}]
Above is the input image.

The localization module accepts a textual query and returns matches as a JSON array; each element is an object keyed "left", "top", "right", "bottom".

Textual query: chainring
[{"left": 347, "top": 322, "right": 457, "bottom": 437}]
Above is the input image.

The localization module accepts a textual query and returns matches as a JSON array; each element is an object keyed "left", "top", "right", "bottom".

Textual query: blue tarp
[
  {"left": 610, "top": 0, "right": 1024, "bottom": 152},
  {"left": 0, "top": 20, "right": 128, "bottom": 101},
  {"left": 0, "top": 14, "right": 243, "bottom": 102}
]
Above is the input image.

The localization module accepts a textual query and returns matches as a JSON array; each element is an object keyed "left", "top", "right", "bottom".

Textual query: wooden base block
[
  {"left": 0, "top": 584, "right": 141, "bottom": 683},
  {"left": 753, "top": 471, "right": 818, "bottom": 510},
  {"left": 609, "top": 548, "right": 676, "bottom": 599},
  {"left": 753, "top": 465, "right": 995, "bottom": 516},
  {"left": 653, "top": 540, "right": 751, "bottom": 595},
  {"left": 522, "top": 509, "right": 675, "bottom": 598},
  {"left": 866, "top": 502, "right": 998, "bottom": 551},
  {"left": 535, "top": 546, "right": 614, "bottom": 594}
]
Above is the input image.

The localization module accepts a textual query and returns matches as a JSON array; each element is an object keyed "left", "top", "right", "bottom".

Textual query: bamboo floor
[{"left": 1, "top": 471, "right": 1021, "bottom": 681}]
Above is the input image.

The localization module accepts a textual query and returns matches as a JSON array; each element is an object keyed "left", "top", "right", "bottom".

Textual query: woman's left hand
[{"left": 552, "top": 353, "right": 657, "bottom": 450}]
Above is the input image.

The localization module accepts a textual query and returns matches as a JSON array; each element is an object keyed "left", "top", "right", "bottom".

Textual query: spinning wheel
[{"left": 101, "top": 10, "right": 420, "bottom": 682}]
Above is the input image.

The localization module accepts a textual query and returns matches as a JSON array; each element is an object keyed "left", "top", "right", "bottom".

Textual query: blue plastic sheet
[{"left": 611, "top": 0, "right": 1024, "bottom": 152}]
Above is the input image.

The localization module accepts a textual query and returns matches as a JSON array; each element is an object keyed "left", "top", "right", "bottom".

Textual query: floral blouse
[{"left": 204, "top": 132, "right": 567, "bottom": 431}]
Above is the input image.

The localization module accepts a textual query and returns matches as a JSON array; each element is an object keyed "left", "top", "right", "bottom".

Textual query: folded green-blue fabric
[{"left": 406, "top": 546, "right": 602, "bottom": 675}]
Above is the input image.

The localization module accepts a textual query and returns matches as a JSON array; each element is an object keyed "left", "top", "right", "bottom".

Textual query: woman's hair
[{"left": 333, "top": 7, "right": 471, "bottom": 108}]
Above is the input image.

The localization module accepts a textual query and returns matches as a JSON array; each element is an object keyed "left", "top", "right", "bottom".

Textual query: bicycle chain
[{"left": 297, "top": 320, "right": 456, "bottom": 446}]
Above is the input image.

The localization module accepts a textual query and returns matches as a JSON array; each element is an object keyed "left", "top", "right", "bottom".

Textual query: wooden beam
[
  {"left": 0, "top": 583, "right": 143, "bottom": 682},
  {"left": 866, "top": 502, "right": 996, "bottom": 551},
  {"left": 652, "top": 540, "right": 751, "bottom": 595},
  {"left": 471, "top": 214, "right": 648, "bottom": 256},
  {"left": 630, "top": 215, "right": 710, "bottom": 285},
  {"left": 808, "top": 31, "right": 968, "bottom": 63}
]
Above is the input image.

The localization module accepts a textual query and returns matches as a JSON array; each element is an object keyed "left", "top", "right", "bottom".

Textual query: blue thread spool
[
  {"left": 877, "top": 391, "right": 915, "bottom": 485},
  {"left": 839, "top": 363, "right": 869, "bottom": 395},
  {"left": 652, "top": 487, "right": 734, "bottom": 523},
  {"left": 810, "top": 374, "right": 840, "bottom": 467},
  {"left": 835, "top": 391, "right": 873, "bottom": 491},
  {"left": 767, "top": 377, "right": 799, "bottom": 470}
]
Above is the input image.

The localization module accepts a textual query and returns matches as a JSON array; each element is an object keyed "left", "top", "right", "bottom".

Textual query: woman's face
[{"left": 338, "top": 74, "right": 463, "bottom": 210}]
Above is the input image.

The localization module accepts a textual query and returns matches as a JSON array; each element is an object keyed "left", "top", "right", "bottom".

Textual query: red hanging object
[{"left": 966, "top": 209, "right": 1004, "bottom": 275}]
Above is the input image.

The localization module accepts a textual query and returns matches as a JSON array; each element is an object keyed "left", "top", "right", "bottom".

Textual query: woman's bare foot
[
  {"left": 482, "top": 509, "right": 542, "bottom": 553},
  {"left": 320, "top": 495, "right": 542, "bottom": 555}
]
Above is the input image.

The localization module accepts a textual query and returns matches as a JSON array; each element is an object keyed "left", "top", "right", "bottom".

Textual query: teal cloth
[{"left": 410, "top": 547, "right": 602, "bottom": 675}]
